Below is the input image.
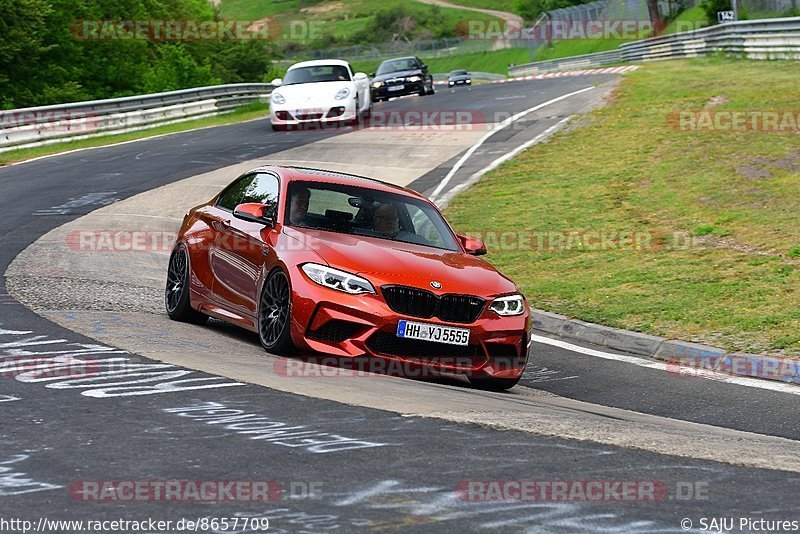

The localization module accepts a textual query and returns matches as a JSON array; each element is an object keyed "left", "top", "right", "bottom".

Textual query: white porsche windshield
[{"left": 283, "top": 65, "right": 351, "bottom": 85}]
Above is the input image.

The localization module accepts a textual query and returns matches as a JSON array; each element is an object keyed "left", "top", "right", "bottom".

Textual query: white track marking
[
  {"left": 435, "top": 117, "right": 571, "bottom": 207},
  {"left": 428, "top": 86, "right": 593, "bottom": 202},
  {"left": 531, "top": 333, "right": 800, "bottom": 395}
]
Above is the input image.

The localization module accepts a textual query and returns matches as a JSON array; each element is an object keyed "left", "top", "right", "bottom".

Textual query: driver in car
[{"left": 372, "top": 202, "right": 429, "bottom": 245}]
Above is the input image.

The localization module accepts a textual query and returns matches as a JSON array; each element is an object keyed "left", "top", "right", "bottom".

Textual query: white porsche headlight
[
  {"left": 407, "top": 75, "right": 422, "bottom": 82},
  {"left": 334, "top": 87, "right": 351, "bottom": 100},
  {"left": 271, "top": 92, "right": 286, "bottom": 105},
  {"left": 489, "top": 294, "right": 525, "bottom": 316},
  {"left": 301, "top": 263, "right": 375, "bottom": 295}
]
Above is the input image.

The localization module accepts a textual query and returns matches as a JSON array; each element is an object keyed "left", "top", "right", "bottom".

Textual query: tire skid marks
[
  {"left": 0, "top": 326, "right": 242, "bottom": 397},
  {"left": 0, "top": 455, "right": 62, "bottom": 497},
  {"left": 163, "top": 402, "right": 389, "bottom": 454}
]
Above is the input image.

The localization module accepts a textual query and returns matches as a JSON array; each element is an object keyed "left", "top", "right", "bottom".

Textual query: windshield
[
  {"left": 285, "top": 181, "right": 459, "bottom": 252},
  {"left": 283, "top": 65, "right": 351, "bottom": 85},
  {"left": 451, "top": 70, "right": 468, "bottom": 76},
  {"left": 376, "top": 58, "right": 420, "bottom": 75}
]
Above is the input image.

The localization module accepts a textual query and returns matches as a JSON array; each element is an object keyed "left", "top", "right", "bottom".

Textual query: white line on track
[
  {"left": 435, "top": 117, "right": 571, "bottom": 207},
  {"left": 428, "top": 86, "right": 593, "bottom": 203},
  {"left": 531, "top": 333, "right": 800, "bottom": 396}
]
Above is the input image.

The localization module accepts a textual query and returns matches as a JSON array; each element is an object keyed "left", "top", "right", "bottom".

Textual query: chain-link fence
[{"left": 283, "top": 36, "right": 493, "bottom": 63}]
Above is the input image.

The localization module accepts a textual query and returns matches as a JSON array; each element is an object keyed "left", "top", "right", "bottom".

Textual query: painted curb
[{"left": 531, "top": 308, "right": 799, "bottom": 386}]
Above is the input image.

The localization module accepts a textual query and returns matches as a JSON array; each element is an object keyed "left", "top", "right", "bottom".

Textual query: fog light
[{"left": 327, "top": 107, "right": 345, "bottom": 118}]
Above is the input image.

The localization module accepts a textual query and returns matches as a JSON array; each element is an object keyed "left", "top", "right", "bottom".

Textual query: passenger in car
[{"left": 288, "top": 186, "right": 311, "bottom": 225}]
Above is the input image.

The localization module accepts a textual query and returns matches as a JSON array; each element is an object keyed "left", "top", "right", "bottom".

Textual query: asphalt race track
[{"left": 1, "top": 75, "right": 798, "bottom": 533}]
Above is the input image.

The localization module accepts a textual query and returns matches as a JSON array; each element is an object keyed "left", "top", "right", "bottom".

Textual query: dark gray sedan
[{"left": 448, "top": 70, "right": 472, "bottom": 87}]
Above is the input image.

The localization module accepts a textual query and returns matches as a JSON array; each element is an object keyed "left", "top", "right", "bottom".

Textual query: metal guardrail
[
  {"left": 508, "top": 16, "right": 800, "bottom": 75},
  {"left": 0, "top": 83, "right": 274, "bottom": 153}
]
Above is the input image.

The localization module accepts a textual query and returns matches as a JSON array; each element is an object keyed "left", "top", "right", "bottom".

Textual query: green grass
[
  {"left": 665, "top": 6, "right": 708, "bottom": 34},
  {"left": 425, "top": 0, "right": 518, "bottom": 12},
  {"left": 218, "top": 0, "right": 500, "bottom": 47},
  {"left": 530, "top": 38, "right": 630, "bottom": 62},
  {"left": 444, "top": 58, "right": 800, "bottom": 355},
  {"left": 0, "top": 102, "right": 270, "bottom": 167},
  {"left": 350, "top": 47, "right": 533, "bottom": 75}
]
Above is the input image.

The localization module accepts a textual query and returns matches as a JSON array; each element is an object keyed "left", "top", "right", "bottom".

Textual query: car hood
[
  {"left": 372, "top": 69, "right": 424, "bottom": 83},
  {"left": 284, "top": 227, "right": 517, "bottom": 296},
  {"left": 273, "top": 81, "right": 354, "bottom": 105},
  {"left": 449, "top": 75, "right": 470, "bottom": 81}
]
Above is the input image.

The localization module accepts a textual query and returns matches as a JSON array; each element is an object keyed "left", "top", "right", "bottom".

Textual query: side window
[
  {"left": 217, "top": 174, "right": 256, "bottom": 211},
  {"left": 241, "top": 173, "right": 280, "bottom": 219}
]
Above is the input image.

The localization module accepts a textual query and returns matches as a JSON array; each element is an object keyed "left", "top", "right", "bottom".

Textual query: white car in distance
[{"left": 269, "top": 59, "right": 371, "bottom": 131}]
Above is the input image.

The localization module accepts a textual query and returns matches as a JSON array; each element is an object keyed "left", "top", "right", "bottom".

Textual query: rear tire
[
  {"left": 165, "top": 247, "right": 208, "bottom": 325},
  {"left": 258, "top": 269, "right": 295, "bottom": 354},
  {"left": 468, "top": 375, "right": 521, "bottom": 391}
]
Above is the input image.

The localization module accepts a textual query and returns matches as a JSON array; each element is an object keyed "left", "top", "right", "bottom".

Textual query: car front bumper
[
  {"left": 270, "top": 102, "right": 357, "bottom": 127},
  {"left": 371, "top": 80, "right": 426, "bottom": 100},
  {"left": 288, "top": 265, "right": 531, "bottom": 379}
]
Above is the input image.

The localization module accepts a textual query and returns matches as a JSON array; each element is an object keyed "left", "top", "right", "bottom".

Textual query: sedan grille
[{"left": 381, "top": 285, "right": 485, "bottom": 324}]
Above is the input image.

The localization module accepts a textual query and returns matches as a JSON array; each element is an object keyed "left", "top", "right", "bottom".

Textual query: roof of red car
[{"left": 251, "top": 165, "right": 429, "bottom": 201}]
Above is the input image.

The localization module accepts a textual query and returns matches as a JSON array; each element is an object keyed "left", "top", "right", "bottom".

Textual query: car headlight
[
  {"left": 301, "top": 263, "right": 375, "bottom": 295},
  {"left": 372, "top": 81, "right": 384, "bottom": 88},
  {"left": 334, "top": 87, "right": 351, "bottom": 100},
  {"left": 448, "top": 81, "right": 454, "bottom": 85},
  {"left": 407, "top": 75, "right": 422, "bottom": 83},
  {"left": 271, "top": 92, "right": 285, "bottom": 105},
  {"left": 489, "top": 294, "right": 525, "bottom": 316}
]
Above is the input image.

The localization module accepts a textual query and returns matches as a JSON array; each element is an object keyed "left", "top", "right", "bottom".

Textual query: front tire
[
  {"left": 258, "top": 269, "right": 295, "bottom": 354},
  {"left": 165, "top": 247, "right": 208, "bottom": 325},
  {"left": 468, "top": 374, "right": 521, "bottom": 391}
]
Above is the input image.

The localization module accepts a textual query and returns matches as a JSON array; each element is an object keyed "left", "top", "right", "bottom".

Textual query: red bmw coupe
[{"left": 166, "top": 166, "right": 531, "bottom": 390}]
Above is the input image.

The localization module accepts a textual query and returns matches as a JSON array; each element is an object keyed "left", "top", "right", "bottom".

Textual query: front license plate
[
  {"left": 397, "top": 320, "right": 470, "bottom": 346},
  {"left": 388, "top": 85, "right": 405, "bottom": 91}
]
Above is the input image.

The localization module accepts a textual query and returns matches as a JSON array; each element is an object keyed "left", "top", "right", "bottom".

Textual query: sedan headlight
[
  {"left": 334, "top": 87, "right": 351, "bottom": 100},
  {"left": 407, "top": 75, "right": 422, "bottom": 83},
  {"left": 372, "top": 81, "right": 384, "bottom": 88},
  {"left": 271, "top": 92, "right": 285, "bottom": 105},
  {"left": 489, "top": 294, "right": 525, "bottom": 316},
  {"left": 301, "top": 263, "right": 375, "bottom": 295}
]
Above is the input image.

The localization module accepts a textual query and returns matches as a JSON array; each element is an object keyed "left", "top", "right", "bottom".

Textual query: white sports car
[{"left": 269, "top": 59, "right": 371, "bottom": 130}]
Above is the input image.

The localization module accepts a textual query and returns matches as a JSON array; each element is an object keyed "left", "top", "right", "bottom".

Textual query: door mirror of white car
[
  {"left": 353, "top": 72, "right": 368, "bottom": 81},
  {"left": 270, "top": 78, "right": 282, "bottom": 86}
]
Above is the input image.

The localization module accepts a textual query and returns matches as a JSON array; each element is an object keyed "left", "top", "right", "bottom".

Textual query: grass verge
[
  {"left": 444, "top": 58, "right": 800, "bottom": 355},
  {"left": 0, "top": 102, "right": 270, "bottom": 167}
]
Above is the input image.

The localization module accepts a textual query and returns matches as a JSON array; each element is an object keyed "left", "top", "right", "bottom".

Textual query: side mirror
[
  {"left": 233, "top": 203, "right": 273, "bottom": 225},
  {"left": 369, "top": 72, "right": 376, "bottom": 77},
  {"left": 353, "top": 72, "right": 367, "bottom": 80},
  {"left": 270, "top": 78, "right": 282, "bottom": 86},
  {"left": 420, "top": 64, "right": 428, "bottom": 69},
  {"left": 458, "top": 234, "right": 487, "bottom": 256}
]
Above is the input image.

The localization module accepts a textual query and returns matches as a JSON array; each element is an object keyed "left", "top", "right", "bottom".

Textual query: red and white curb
[
  {"left": 433, "top": 65, "right": 638, "bottom": 85},
  {"left": 493, "top": 65, "right": 639, "bottom": 83}
]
